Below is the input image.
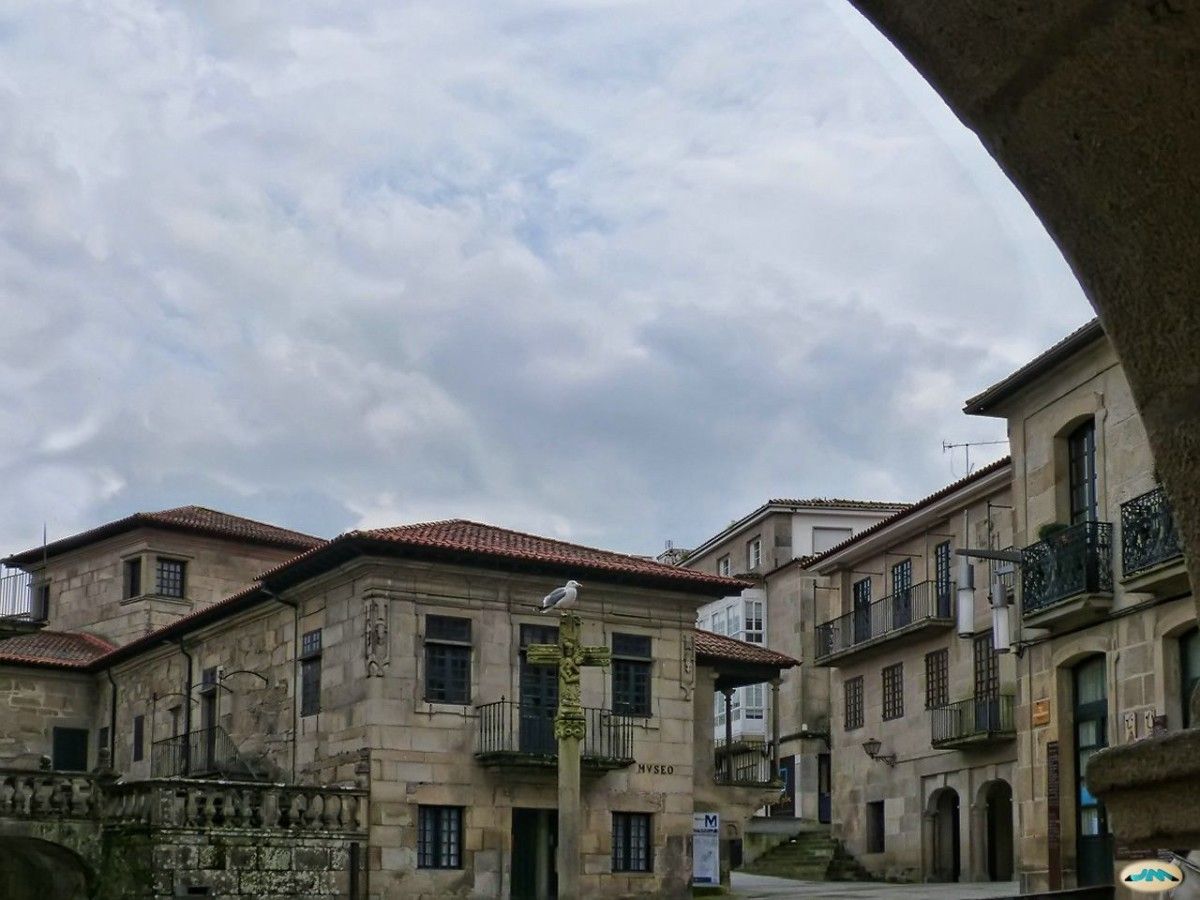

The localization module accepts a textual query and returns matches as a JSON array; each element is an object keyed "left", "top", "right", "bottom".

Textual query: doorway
[
  {"left": 983, "top": 780, "right": 1014, "bottom": 881},
  {"left": 929, "top": 788, "right": 960, "bottom": 882},
  {"left": 512, "top": 808, "right": 558, "bottom": 900},
  {"left": 519, "top": 625, "right": 558, "bottom": 754},
  {"left": 817, "top": 752, "right": 831, "bottom": 824},
  {"left": 1073, "top": 655, "right": 1113, "bottom": 886},
  {"left": 771, "top": 756, "right": 795, "bottom": 817}
]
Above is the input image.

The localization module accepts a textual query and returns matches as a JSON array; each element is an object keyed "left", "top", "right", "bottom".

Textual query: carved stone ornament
[
  {"left": 365, "top": 595, "right": 390, "bottom": 677},
  {"left": 525, "top": 611, "right": 610, "bottom": 734}
]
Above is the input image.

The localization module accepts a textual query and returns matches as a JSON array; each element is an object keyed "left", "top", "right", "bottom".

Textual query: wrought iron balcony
[
  {"left": 1020, "top": 521, "right": 1113, "bottom": 621},
  {"left": 151, "top": 726, "right": 254, "bottom": 779},
  {"left": 0, "top": 568, "right": 49, "bottom": 631},
  {"left": 714, "top": 740, "right": 776, "bottom": 787},
  {"left": 474, "top": 700, "right": 634, "bottom": 770},
  {"left": 1121, "top": 486, "right": 1183, "bottom": 578},
  {"left": 930, "top": 694, "right": 1016, "bottom": 750},
  {"left": 814, "top": 580, "right": 954, "bottom": 666}
]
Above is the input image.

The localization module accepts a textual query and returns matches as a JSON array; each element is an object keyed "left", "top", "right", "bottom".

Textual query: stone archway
[
  {"left": 977, "top": 779, "right": 1014, "bottom": 882},
  {"left": 0, "top": 836, "right": 93, "bottom": 900},
  {"left": 926, "top": 787, "right": 961, "bottom": 883}
]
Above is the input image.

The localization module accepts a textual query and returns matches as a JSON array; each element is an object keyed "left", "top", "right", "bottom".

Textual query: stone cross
[{"left": 525, "top": 610, "right": 610, "bottom": 897}]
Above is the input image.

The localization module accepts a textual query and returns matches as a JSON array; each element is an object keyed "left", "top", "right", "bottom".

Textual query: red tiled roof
[
  {"left": 694, "top": 630, "right": 798, "bottom": 669},
  {"left": 766, "top": 498, "right": 910, "bottom": 511},
  {"left": 805, "top": 456, "right": 1013, "bottom": 568},
  {"left": 0, "top": 630, "right": 116, "bottom": 668},
  {"left": 964, "top": 318, "right": 1104, "bottom": 415},
  {"left": 4, "top": 505, "right": 325, "bottom": 565}
]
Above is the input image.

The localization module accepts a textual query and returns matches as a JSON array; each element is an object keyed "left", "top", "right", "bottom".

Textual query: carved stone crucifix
[{"left": 525, "top": 610, "right": 610, "bottom": 897}]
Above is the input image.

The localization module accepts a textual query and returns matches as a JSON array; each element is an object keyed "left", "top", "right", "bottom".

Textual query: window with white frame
[
  {"left": 730, "top": 688, "right": 742, "bottom": 721},
  {"left": 717, "top": 555, "right": 730, "bottom": 577},
  {"left": 745, "top": 683, "right": 765, "bottom": 720},
  {"left": 744, "top": 600, "right": 764, "bottom": 643},
  {"left": 725, "top": 606, "right": 738, "bottom": 637},
  {"left": 747, "top": 537, "right": 762, "bottom": 570},
  {"left": 714, "top": 693, "right": 726, "bottom": 726}
]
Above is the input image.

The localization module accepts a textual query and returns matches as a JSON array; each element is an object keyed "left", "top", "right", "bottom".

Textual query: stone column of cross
[{"left": 526, "top": 609, "right": 610, "bottom": 899}]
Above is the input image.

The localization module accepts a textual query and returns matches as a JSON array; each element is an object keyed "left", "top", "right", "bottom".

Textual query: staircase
[{"left": 741, "top": 831, "right": 874, "bottom": 882}]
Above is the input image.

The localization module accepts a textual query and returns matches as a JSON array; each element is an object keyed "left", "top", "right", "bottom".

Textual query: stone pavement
[{"left": 730, "top": 872, "right": 1022, "bottom": 898}]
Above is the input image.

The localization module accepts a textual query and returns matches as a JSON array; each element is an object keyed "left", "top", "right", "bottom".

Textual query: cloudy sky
[{"left": 0, "top": 1, "right": 1093, "bottom": 557}]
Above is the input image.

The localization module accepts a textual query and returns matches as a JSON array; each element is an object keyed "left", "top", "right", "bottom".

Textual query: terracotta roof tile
[
  {"left": 694, "top": 630, "right": 797, "bottom": 669},
  {"left": 5, "top": 505, "right": 325, "bottom": 566},
  {"left": 765, "top": 498, "right": 910, "bottom": 511},
  {"left": 0, "top": 630, "right": 116, "bottom": 668}
]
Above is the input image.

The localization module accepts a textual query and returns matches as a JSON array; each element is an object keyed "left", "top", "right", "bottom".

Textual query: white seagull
[{"left": 539, "top": 580, "right": 581, "bottom": 613}]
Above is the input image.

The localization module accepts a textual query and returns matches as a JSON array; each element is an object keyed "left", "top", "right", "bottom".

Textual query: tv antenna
[{"left": 942, "top": 439, "right": 1008, "bottom": 476}]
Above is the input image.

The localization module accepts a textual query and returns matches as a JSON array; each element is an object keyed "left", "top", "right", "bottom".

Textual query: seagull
[{"left": 539, "top": 580, "right": 581, "bottom": 613}]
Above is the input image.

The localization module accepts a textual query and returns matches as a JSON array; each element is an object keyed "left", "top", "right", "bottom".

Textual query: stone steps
[{"left": 741, "top": 831, "right": 874, "bottom": 882}]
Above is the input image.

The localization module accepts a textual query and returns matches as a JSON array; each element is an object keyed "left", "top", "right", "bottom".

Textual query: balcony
[
  {"left": 1021, "top": 521, "right": 1114, "bottom": 629},
  {"left": 151, "top": 726, "right": 255, "bottom": 779},
  {"left": 474, "top": 700, "right": 634, "bottom": 771},
  {"left": 0, "top": 568, "right": 49, "bottom": 637},
  {"left": 714, "top": 740, "right": 776, "bottom": 788},
  {"left": 814, "top": 580, "right": 954, "bottom": 666},
  {"left": 1121, "top": 486, "right": 1188, "bottom": 594},
  {"left": 930, "top": 694, "right": 1016, "bottom": 750}
]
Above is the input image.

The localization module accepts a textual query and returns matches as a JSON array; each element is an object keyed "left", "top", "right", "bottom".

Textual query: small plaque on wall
[{"left": 1032, "top": 698, "right": 1051, "bottom": 726}]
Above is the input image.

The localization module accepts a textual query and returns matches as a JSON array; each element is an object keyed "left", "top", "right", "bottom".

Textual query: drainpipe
[
  {"left": 104, "top": 668, "right": 117, "bottom": 769},
  {"left": 177, "top": 638, "right": 193, "bottom": 774}
]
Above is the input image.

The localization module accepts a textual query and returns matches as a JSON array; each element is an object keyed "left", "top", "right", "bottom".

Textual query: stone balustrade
[
  {"left": 102, "top": 779, "right": 368, "bottom": 835},
  {"left": 0, "top": 767, "right": 102, "bottom": 819},
  {"left": 0, "top": 768, "right": 366, "bottom": 837}
]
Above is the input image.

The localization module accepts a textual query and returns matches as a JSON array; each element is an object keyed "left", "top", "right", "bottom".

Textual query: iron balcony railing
[
  {"left": 151, "top": 726, "right": 251, "bottom": 779},
  {"left": 714, "top": 741, "right": 774, "bottom": 787},
  {"left": 815, "top": 579, "right": 954, "bottom": 660},
  {"left": 475, "top": 700, "right": 634, "bottom": 765},
  {"left": 0, "top": 568, "right": 49, "bottom": 622},
  {"left": 1121, "top": 486, "right": 1183, "bottom": 577},
  {"left": 1020, "top": 521, "right": 1113, "bottom": 617},
  {"left": 930, "top": 694, "right": 1016, "bottom": 747}
]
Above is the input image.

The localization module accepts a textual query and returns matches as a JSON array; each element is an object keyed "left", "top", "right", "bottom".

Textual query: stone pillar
[
  {"left": 557, "top": 723, "right": 583, "bottom": 898},
  {"left": 770, "top": 678, "right": 781, "bottom": 780}
]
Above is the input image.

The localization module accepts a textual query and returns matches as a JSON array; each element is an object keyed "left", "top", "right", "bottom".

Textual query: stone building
[
  {"left": 964, "top": 319, "right": 1196, "bottom": 894},
  {"left": 807, "top": 458, "right": 1017, "bottom": 885},
  {"left": 0, "top": 509, "right": 795, "bottom": 899}
]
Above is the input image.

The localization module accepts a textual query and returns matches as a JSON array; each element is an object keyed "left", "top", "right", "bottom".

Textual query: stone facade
[
  {"left": 0, "top": 667, "right": 97, "bottom": 768},
  {"left": 811, "top": 463, "right": 1017, "bottom": 884},
  {"left": 968, "top": 330, "right": 1196, "bottom": 894}
]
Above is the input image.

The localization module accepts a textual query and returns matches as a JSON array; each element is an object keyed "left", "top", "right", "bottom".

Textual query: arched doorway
[
  {"left": 0, "top": 836, "right": 92, "bottom": 900},
  {"left": 928, "top": 787, "right": 961, "bottom": 883},
  {"left": 980, "top": 780, "right": 1014, "bottom": 881}
]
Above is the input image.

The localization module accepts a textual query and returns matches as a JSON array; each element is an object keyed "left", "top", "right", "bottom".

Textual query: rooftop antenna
[{"left": 942, "top": 439, "right": 1008, "bottom": 476}]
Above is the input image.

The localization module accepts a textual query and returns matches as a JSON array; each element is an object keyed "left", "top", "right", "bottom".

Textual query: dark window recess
[
  {"left": 300, "top": 629, "right": 322, "bottom": 717},
  {"left": 612, "top": 812, "right": 652, "bottom": 872},
  {"left": 934, "top": 541, "right": 953, "bottom": 612},
  {"left": 974, "top": 633, "right": 998, "bottom": 699},
  {"left": 1068, "top": 420, "right": 1098, "bottom": 525},
  {"left": 155, "top": 557, "right": 186, "bottom": 598},
  {"left": 123, "top": 558, "right": 142, "bottom": 599},
  {"left": 133, "top": 714, "right": 145, "bottom": 762},
  {"left": 612, "top": 633, "right": 652, "bottom": 717},
  {"left": 425, "top": 616, "right": 472, "bottom": 704},
  {"left": 52, "top": 727, "right": 89, "bottom": 772},
  {"left": 844, "top": 676, "right": 864, "bottom": 731},
  {"left": 418, "top": 805, "right": 463, "bottom": 869},
  {"left": 925, "top": 649, "right": 949, "bottom": 709},
  {"left": 882, "top": 663, "right": 904, "bottom": 721},
  {"left": 866, "top": 801, "right": 886, "bottom": 853},
  {"left": 98, "top": 726, "right": 110, "bottom": 757},
  {"left": 1182, "top": 628, "right": 1200, "bottom": 729}
]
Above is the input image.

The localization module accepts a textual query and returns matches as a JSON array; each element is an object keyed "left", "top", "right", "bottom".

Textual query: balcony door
[
  {"left": 973, "top": 634, "right": 999, "bottom": 732},
  {"left": 891, "top": 559, "right": 912, "bottom": 628},
  {"left": 1073, "top": 655, "right": 1112, "bottom": 886},
  {"left": 519, "top": 625, "right": 558, "bottom": 754},
  {"left": 852, "top": 578, "right": 872, "bottom": 643},
  {"left": 1068, "top": 420, "right": 1098, "bottom": 525}
]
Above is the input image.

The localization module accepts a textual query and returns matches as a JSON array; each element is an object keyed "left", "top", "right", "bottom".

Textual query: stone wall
[{"left": 0, "top": 667, "right": 98, "bottom": 768}]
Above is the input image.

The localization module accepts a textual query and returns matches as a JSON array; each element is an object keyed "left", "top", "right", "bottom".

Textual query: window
[
  {"left": 714, "top": 692, "right": 726, "bottom": 727},
  {"left": 747, "top": 537, "right": 762, "bottom": 570},
  {"left": 891, "top": 559, "right": 913, "bottom": 626},
  {"left": 745, "top": 683, "right": 765, "bottom": 720},
  {"left": 123, "top": 558, "right": 142, "bottom": 599},
  {"left": 424, "top": 615, "right": 472, "bottom": 704},
  {"left": 300, "top": 629, "right": 322, "bottom": 717},
  {"left": 813, "top": 526, "right": 853, "bottom": 554},
  {"left": 866, "top": 801, "right": 885, "bottom": 853},
  {"left": 934, "top": 541, "right": 952, "bottom": 614},
  {"left": 925, "top": 649, "right": 949, "bottom": 709},
  {"left": 844, "top": 676, "right": 864, "bottom": 730},
  {"left": 133, "top": 714, "right": 145, "bottom": 762},
  {"left": 1068, "top": 420, "right": 1098, "bottom": 525},
  {"left": 612, "top": 633, "right": 652, "bottom": 716},
  {"left": 973, "top": 633, "right": 998, "bottom": 699},
  {"left": 52, "top": 727, "right": 88, "bottom": 771},
  {"left": 717, "top": 555, "right": 730, "bottom": 577},
  {"left": 744, "top": 599, "right": 764, "bottom": 643},
  {"left": 612, "top": 812, "right": 652, "bottom": 872},
  {"left": 882, "top": 663, "right": 904, "bottom": 721},
  {"left": 155, "top": 557, "right": 186, "bottom": 598},
  {"left": 1182, "top": 628, "right": 1200, "bottom": 728},
  {"left": 417, "top": 806, "right": 463, "bottom": 869}
]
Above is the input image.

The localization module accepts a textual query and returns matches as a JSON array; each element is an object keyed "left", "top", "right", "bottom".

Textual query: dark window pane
[
  {"left": 124, "top": 559, "right": 141, "bottom": 599},
  {"left": 155, "top": 558, "right": 185, "bottom": 598},
  {"left": 974, "top": 633, "right": 998, "bottom": 699},
  {"left": 613, "top": 659, "right": 651, "bottom": 716},
  {"left": 1182, "top": 628, "right": 1200, "bottom": 729},
  {"left": 520, "top": 624, "right": 558, "bottom": 648},
  {"left": 844, "top": 676, "right": 864, "bottom": 731},
  {"left": 418, "top": 806, "right": 463, "bottom": 869},
  {"left": 301, "top": 656, "right": 321, "bottom": 717},
  {"left": 52, "top": 727, "right": 88, "bottom": 771},
  {"left": 925, "top": 649, "right": 949, "bottom": 709},
  {"left": 882, "top": 663, "right": 904, "bottom": 721},
  {"left": 427, "top": 615, "right": 471, "bottom": 643},
  {"left": 612, "top": 812, "right": 652, "bottom": 872},
  {"left": 612, "top": 633, "right": 651, "bottom": 659},
  {"left": 301, "top": 628, "right": 322, "bottom": 658},
  {"left": 133, "top": 715, "right": 145, "bottom": 762},
  {"left": 1068, "top": 421, "right": 1097, "bottom": 525},
  {"left": 425, "top": 644, "right": 471, "bottom": 703}
]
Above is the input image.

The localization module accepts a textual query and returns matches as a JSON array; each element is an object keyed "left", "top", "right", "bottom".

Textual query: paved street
[{"left": 730, "top": 873, "right": 1022, "bottom": 898}]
